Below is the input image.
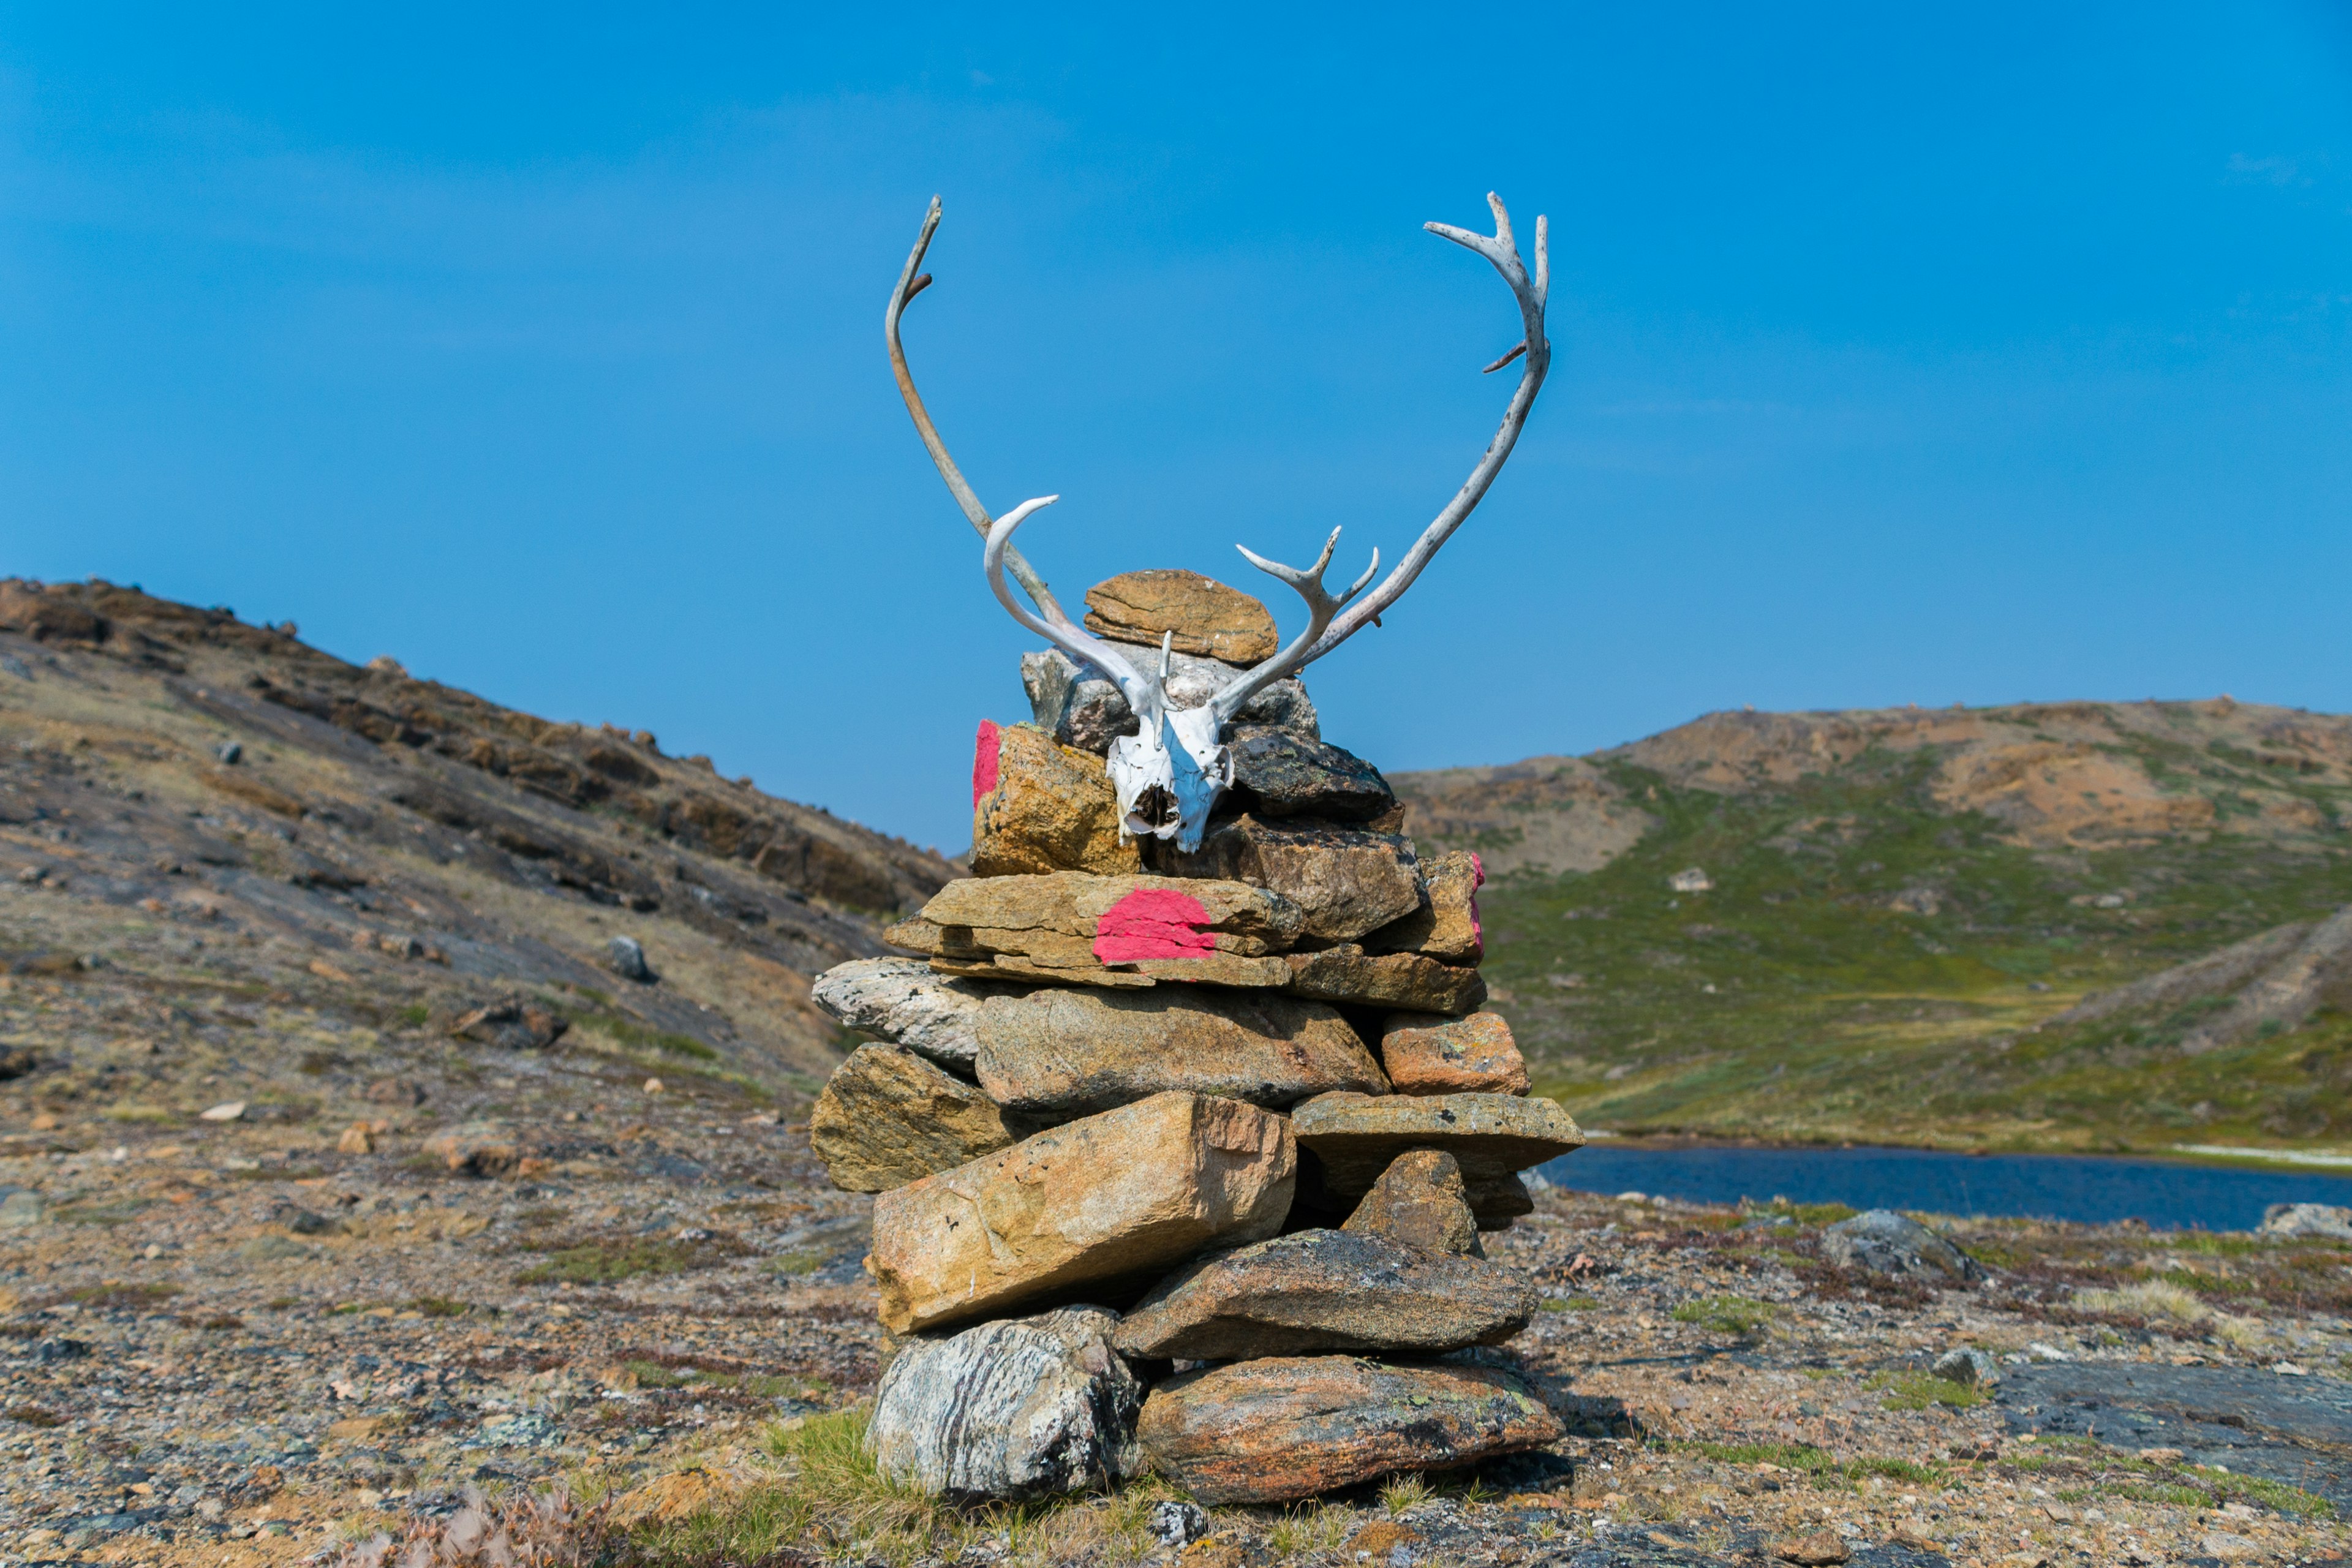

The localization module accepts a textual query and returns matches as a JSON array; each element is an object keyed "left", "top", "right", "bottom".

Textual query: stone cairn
[{"left": 805, "top": 572, "right": 1586, "bottom": 1507}]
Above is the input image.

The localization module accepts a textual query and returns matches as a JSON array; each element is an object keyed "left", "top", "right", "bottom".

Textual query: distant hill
[
  {"left": 0, "top": 577, "right": 958, "bottom": 1095},
  {"left": 1392, "top": 700, "right": 2352, "bottom": 1153}
]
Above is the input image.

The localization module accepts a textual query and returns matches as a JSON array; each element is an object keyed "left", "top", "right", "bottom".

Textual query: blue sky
[{"left": 4, "top": 5, "right": 2348, "bottom": 851}]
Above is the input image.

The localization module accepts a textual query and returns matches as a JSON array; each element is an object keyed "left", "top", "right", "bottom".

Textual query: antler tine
[
  {"left": 886, "top": 196, "right": 1069, "bottom": 620},
  {"left": 982, "top": 497, "right": 1156, "bottom": 722},
  {"left": 1278, "top": 192, "right": 1550, "bottom": 675},
  {"left": 1208, "top": 528, "right": 1380, "bottom": 726}
]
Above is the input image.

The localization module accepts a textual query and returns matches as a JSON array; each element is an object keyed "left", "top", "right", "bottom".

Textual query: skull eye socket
[{"left": 1134, "top": 784, "right": 1177, "bottom": 827}]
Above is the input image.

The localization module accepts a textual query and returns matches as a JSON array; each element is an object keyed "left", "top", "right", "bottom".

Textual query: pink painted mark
[
  {"left": 972, "top": 720, "right": 1003, "bottom": 807},
  {"left": 1093, "top": 888, "right": 1216, "bottom": 963},
  {"left": 1469, "top": 851, "right": 1486, "bottom": 940}
]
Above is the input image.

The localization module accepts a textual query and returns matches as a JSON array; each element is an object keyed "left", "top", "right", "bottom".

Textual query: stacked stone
[{"left": 805, "top": 570, "right": 1585, "bottom": 1507}]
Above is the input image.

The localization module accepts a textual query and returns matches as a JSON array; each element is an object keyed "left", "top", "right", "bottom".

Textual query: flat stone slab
[
  {"left": 1163, "top": 815, "right": 1421, "bottom": 943},
  {"left": 1136, "top": 1355, "right": 1563, "bottom": 1504},
  {"left": 975, "top": 987, "right": 1385, "bottom": 1117},
  {"left": 1997, "top": 1362, "right": 2352, "bottom": 1507},
  {"left": 1285, "top": 946, "right": 1487, "bottom": 1015},
  {"left": 1291, "top": 1091, "right": 1583, "bottom": 1196},
  {"left": 809, "top": 956, "right": 1021, "bottom": 1070},
  {"left": 1379, "top": 1010, "right": 1528, "bottom": 1096},
  {"left": 869, "top": 1305, "right": 1141, "bottom": 1501},
  {"left": 887, "top": 872, "right": 1303, "bottom": 990},
  {"left": 1082, "top": 569, "right": 1278, "bottom": 665},
  {"left": 809, "top": 1044, "right": 1021, "bottom": 1193},
  {"left": 866, "top": 1090, "right": 1295, "bottom": 1334},
  {"left": 1112, "top": 1229, "right": 1533, "bottom": 1359}
]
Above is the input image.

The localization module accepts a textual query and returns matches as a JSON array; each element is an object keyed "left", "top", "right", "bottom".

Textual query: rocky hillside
[
  {"left": 0, "top": 576, "right": 959, "bottom": 1101},
  {"left": 1393, "top": 699, "right": 2352, "bottom": 1152}
]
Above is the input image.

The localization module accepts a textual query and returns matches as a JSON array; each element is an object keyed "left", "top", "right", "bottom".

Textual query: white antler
[
  {"left": 1208, "top": 529, "right": 1379, "bottom": 727},
  {"left": 982, "top": 498, "right": 1156, "bottom": 726},
  {"left": 1210, "top": 192, "right": 1550, "bottom": 720},
  {"left": 886, "top": 195, "right": 1070, "bottom": 622}
]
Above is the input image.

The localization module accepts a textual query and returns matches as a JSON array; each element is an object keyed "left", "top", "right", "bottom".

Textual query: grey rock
[
  {"left": 868, "top": 1305, "right": 1142, "bottom": 1501},
  {"left": 0, "top": 1044, "right": 32, "bottom": 1080},
  {"left": 1222, "top": 728, "right": 1398, "bottom": 823},
  {"left": 1112, "top": 1229, "right": 1534, "bottom": 1359},
  {"left": 607, "top": 935, "right": 654, "bottom": 982},
  {"left": 0, "top": 1188, "right": 48, "bottom": 1228},
  {"left": 1290, "top": 1091, "right": 1583, "bottom": 1199},
  {"left": 1022, "top": 647, "right": 1317, "bottom": 756},
  {"left": 2260, "top": 1202, "right": 2352, "bottom": 1240},
  {"left": 1934, "top": 1348, "right": 2000, "bottom": 1386},
  {"left": 809, "top": 956, "right": 1026, "bottom": 1071},
  {"left": 1148, "top": 1500, "right": 1210, "bottom": 1547},
  {"left": 1156, "top": 815, "right": 1421, "bottom": 943},
  {"left": 1822, "top": 1209, "right": 1982, "bottom": 1283},
  {"left": 976, "top": 986, "right": 1386, "bottom": 1117},
  {"left": 216, "top": 741, "right": 242, "bottom": 765},
  {"left": 448, "top": 996, "right": 568, "bottom": 1050}
]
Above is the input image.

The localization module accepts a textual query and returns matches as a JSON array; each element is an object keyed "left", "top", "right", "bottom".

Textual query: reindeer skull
[{"left": 1107, "top": 698, "right": 1234, "bottom": 852}]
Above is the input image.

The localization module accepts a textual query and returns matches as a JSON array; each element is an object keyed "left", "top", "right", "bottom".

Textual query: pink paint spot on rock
[
  {"left": 972, "top": 720, "right": 1003, "bottom": 807},
  {"left": 1093, "top": 888, "right": 1216, "bottom": 963},
  {"left": 1469, "top": 851, "right": 1485, "bottom": 940}
]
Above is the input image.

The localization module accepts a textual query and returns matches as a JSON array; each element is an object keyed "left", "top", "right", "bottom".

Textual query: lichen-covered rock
[
  {"left": 1222, "top": 728, "right": 1398, "bottom": 823},
  {"left": 867, "top": 1091, "right": 1296, "bottom": 1334},
  {"left": 1136, "top": 1356, "right": 1564, "bottom": 1505},
  {"left": 970, "top": 721, "right": 1139, "bottom": 878},
  {"left": 1343, "top": 1150, "right": 1482, "bottom": 1257},
  {"left": 1082, "top": 570, "right": 1279, "bottom": 665},
  {"left": 1822, "top": 1210, "right": 1982, "bottom": 1283},
  {"left": 809, "top": 1044, "right": 1022, "bottom": 1193},
  {"left": 886, "top": 872, "right": 1302, "bottom": 990},
  {"left": 1022, "top": 647, "right": 1317, "bottom": 755},
  {"left": 869, "top": 1306, "right": 1142, "bottom": 1501},
  {"left": 1463, "top": 1172, "right": 1536, "bottom": 1230},
  {"left": 1112, "top": 1229, "right": 1532, "bottom": 1359},
  {"left": 1284, "top": 946, "right": 1486, "bottom": 1015},
  {"left": 1290, "top": 1090, "right": 1583, "bottom": 1199},
  {"left": 809, "top": 956, "right": 1023, "bottom": 1071},
  {"left": 1159, "top": 815, "right": 1421, "bottom": 944},
  {"left": 1378, "top": 1011, "right": 1529, "bottom": 1096},
  {"left": 975, "top": 987, "right": 1385, "bottom": 1117},
  {"left": 1364, "top": 850, "right": 1484, "bottom": 963}
]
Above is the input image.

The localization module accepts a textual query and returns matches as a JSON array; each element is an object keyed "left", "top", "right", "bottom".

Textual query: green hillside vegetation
[{"left": 1395, "top": 699, "right": 2352, "bottom": 1152}]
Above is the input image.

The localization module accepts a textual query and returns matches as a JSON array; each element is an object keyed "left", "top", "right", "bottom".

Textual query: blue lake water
[{"left": 1532, "top": 1143, "right": 2352, "bottom": 1232}]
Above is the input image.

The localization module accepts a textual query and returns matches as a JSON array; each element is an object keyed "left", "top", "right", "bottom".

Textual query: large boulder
[
  {"left": 2260, "top": 1202, "right": 2352, "bottom": 1240},
  {"left": 1023, "top": 647, "right": 1317, "bottom": 756},
  {"left": 970, "top": 722, "right": 1139, "bottom": 878},
  {"left": 1364, "top": 850, "right": 1484, "bottom": 964},
  {"left": 975, "top": 987, "right": 1385, "bottom": 1117},
  {"left": 1285, "top": 946, "right": 1487, "bottom": 1016},
  {"left": 1221, "top": 729, "right": 1399, "bottom": 823},
  {"left": 807, "top": 956, "right": 1018, "bottom": 1072},
  {"left": 1822, "top": 1210, "right": 1983, "bottom": 1283},
  {"left": 1136, "top": 1356, "right": 1563, "bottom": 1505},
  {"left": 869, "top": 1306, "right": 1142, "bottom": 1501},
  {"left": 1159, "top": 815, "right": 1421, "bottom": 944},
  {"left": 1378, "top": 1011, "right": 1529, "bottom": 1096},
  {"left": 886, "top": 872, "right": 1302, "bottom": 990},
  {"left": 1112, "top": 1229, "right": 1533, "bottom": 1359},
  {"left": 867, "top": 1091, "right": 1295, "bottom": 1334},
  {"left": 1291, "top": 1091, "right": 1583, "bottom": 1200},
  {"left": 1342, "top": 1150, "right": 1482, "bottom": 1257},
  {"left": 809, "top": 1044, "right": 1022, "bottom": 1193},
  {"left": 1082, "top": 570, "right": 1278, "bottom": 665}
]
